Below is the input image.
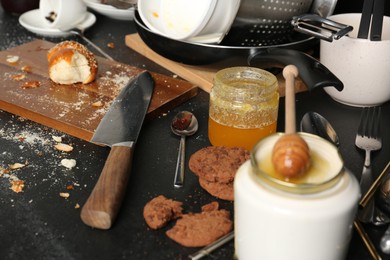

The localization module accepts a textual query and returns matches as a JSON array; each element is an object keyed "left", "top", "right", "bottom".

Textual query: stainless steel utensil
[
  {"left": 80, "top": 71, "right": 154, "bottom": 229},
  {"left": 376, "top": 162, "right": 390, "bottom": 254},
  {"left": 291, "top": 14, "right": 353, "bottom": 42},
  {"left": 380, "top": 225, "right": 390, "bottom": 254},
  {"left": 300, "top": 111, "right": 339, "bottom": 145},
  {"left": 189, "top": 231, "right": 234, "bottom": 260},
  {"left": 301, "top": 111, "right": 389, "bottom": 225},
  {"left": 300, "top": 111, "right": 384, "bottom": 259},
  {"left": 171, "top": 111, "right": 198, "bottom": 188},
  {"left": 356, "top": 106, "right": 383, "bottom": 223},
  {"left": 378, "top": 163, "right": 390, "bottom": 212}
]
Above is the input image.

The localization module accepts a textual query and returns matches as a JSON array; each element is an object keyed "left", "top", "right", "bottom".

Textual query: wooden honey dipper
[{"left": 272, "top": 65, "right": 311, "bottom": 178}]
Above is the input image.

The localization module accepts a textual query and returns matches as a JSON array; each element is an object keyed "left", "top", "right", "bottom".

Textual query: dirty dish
[
  {"left": 83, "top": 0, "right": 135, "bottom": 20},
  {"left": 19, "top": 9, "right": 96, "bottom": 37},
  {"left": 39, "top": 0, "right": 87, "bottom": 30}
]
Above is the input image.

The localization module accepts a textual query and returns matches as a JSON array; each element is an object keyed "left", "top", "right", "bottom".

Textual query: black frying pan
[{"left": 134, "top": 11, "right": 343, "bottom": 91}]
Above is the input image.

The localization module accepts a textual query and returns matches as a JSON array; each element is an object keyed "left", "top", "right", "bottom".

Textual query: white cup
[
  {"left": 321, "top": 13, "right": 390, "bottom": 107},
  {"left": 138, "top": 0, "right": 241, "bottom": 44},
  {"left": 39, "top": 0, "right": 87, "bottom": 29}
]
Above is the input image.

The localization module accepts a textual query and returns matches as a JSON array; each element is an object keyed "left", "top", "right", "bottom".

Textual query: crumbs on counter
[
  {"left": 11, "top": 73, "right": 26, "bottom": 81},
  {"left": 59, "top": 192, "right": 70, "bottom": 199},
  {"left": 61, "top": 159, "right": 77, "bottom": 169},
  {"left": 52, "top": 135, "right": 62, "bottom": 143},
  {"left": 8, "top": 162, "right": 27, "bottom": 170},
  {"left": 21, "top": 65, "right": 32, "bottom": 73},
  {"left": 107, "top": 42, "right": 115, "bottom": 49},
  {"left": 54, "top": 143, "right": 74, "bottom": 152},
  {"left": 11, "top": 179, "right": 25, "bottom": 193},
  {"left": 6, "top": 55, "right": 19, "bottom": 64},
  {"left": 0, "top": 114, "right": 84, "bottom": 199},
  {"left": 21, "top": 80, "right": 41, "bottom": 89},
  {"left": 92, "top": 100, "right": 104, "bottom": 107}
]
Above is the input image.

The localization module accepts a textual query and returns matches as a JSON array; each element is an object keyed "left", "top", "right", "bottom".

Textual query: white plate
[
  {"left": 83, "top": 0, "right": 135, "bottom": 21},
  {"left": 19, "top": 10, "right": 96, "bottom": 37}
]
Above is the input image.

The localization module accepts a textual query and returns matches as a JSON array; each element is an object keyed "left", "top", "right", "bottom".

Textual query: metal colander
[{"left": 223, "top": 0, "right": 335, "bottom": 46}]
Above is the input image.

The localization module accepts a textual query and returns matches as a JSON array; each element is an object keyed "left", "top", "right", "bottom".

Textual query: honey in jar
[{"left": 208, "top": 67, "right": 279, "bottom": 150}]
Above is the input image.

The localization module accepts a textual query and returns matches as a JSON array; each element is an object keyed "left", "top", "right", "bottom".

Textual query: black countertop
[{"left": 1, "top": 5, "right": 390, "bottom": 260}]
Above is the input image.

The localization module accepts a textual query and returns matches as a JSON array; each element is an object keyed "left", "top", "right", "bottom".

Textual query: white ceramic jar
[
  {"left": 234, "top": 133, "right": 360, "bottom": 260},
  {"left": 321, "top": 13, "right": 390, "bottom": 106}
]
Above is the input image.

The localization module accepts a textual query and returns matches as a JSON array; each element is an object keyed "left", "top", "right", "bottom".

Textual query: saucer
[
  {"left": 19, "top": 10, "right": 96, "bottom": 37},
  {"left": 83, "top": 0, "right": 135, "bottom": 21}
]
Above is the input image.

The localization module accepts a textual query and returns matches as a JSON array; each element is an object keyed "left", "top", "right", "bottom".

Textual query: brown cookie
[
  {"left": 143, "top": 195, "right": 183, "bottom": 230},
  {"left": 166, "top": 203, "right": 232, "bottom": 247},
  {"left": 199, "top": 177, "right": 234, "bottom": 201},
  {"left": 189, "top": 146, "right": 250, "bottom": 184}
]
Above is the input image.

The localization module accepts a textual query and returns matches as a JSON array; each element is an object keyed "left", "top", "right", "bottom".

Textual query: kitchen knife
[{"left": 80, "top": 71, "right": 154, "bottom": 230}]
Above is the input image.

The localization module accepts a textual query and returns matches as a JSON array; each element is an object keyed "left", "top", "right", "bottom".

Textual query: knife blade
[{"left": 80, "top": 71, "right": 154, "bottom": 229}]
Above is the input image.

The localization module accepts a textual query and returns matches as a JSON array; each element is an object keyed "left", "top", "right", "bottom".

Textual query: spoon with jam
[{"left": 171, "top": 111, "right": 198, "bottom": 188}]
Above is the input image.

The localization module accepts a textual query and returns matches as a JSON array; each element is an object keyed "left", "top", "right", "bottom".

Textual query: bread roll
[{"left": 47, "top": 41, "right": 98, "bottom": 84}]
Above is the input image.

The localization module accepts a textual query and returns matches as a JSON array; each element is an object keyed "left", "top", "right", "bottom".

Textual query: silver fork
[{"left": 356, "top": 106, "right": 382, "bottom": 223}]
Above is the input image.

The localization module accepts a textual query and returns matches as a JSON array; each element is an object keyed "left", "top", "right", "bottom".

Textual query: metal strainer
[{"left": 224, "top": 0, "right": 337, "bottom": 46}]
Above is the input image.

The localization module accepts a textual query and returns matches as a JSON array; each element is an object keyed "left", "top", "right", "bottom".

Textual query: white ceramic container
[
  {"left": 137, "top": 0, "right": 240, "bottom": 44},
  {"left": 321, "top": 13, "right": 390, "bottom": 107},
  {"left": 39, "top": 0, "right": 87, "bottom": 30},
  {"left": 234, "top": 133, "right": 360, "bottom": 260}
]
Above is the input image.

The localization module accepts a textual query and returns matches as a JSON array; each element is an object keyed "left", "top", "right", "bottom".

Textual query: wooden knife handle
[{"left": 80, "top": 145, "right": 133, "bottom": 229}]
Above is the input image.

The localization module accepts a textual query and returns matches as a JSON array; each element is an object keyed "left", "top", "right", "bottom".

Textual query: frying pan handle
[{"left": 248, "top": 48, "right": 343, "bottom": 91}]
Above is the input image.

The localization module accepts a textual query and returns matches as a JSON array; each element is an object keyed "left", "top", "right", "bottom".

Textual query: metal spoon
[
  {"left": 171, "top": 111, "right": 198, "bottom": 188},
  {"left": 300, "top": 111, "right": 339, "bottom": 146},
  {"left": 374, "top": 162, "right": 390, "bottom": 254},
  {"left": 300, "top": 111, "right": 389, "bottom": 226}
]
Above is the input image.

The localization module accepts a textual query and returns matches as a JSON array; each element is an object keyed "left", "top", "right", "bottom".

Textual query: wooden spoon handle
[
  {"left": 283, "top": 65, "right": 299, "bottom": 134},
  {"left": 80, "top": 144, "right": 134, "bottom": 229}
]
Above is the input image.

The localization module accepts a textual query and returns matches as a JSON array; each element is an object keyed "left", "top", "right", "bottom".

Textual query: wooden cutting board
[
  {"left": 125, "top": 33, "right": 308, "bottom": 96},
  {"left": 0, "top": 40, "right": 198, "bottom": 142}
]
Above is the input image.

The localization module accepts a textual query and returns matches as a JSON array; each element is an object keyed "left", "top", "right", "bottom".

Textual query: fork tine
[
  {"left": 358, "top": 107, "right": 382, "bottom": 139},
  {"left": 358, "top": 107, "right": 370, "bottom": 137},
  {"left": 373, "top": 106, "right": 382, "bottom": 140}
]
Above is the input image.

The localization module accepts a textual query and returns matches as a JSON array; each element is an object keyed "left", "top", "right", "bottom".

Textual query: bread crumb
[
  {"left": 92, "top": 100, "right": 104, "bottom": 107},
  {"left": 21, "top": 65, "right": 32, "bottom": 73},
  {"left": 21, "top": 80, "right": 41, "bottom": 89},
  {"left": 11, "top": 179, "right": 25, "bottom": 193},
  {"left": 6, "top": 55, "right": 19, "bottom": 64},
  {"left": 75, "top": 203, "right": 80, "bottom": 209},
  {"left": 61, "top": 159, "right": 76, "bottom": 169},
  {"left": 107, "top": 42, "right": 115, "bottom": 49},
  {"left": 54, "top": 143, "right": 74, "bottom": 152},
  {"left": 59, "top": 192, "right": 70, "bottom": 199},
  {"left": 9, "top": 162, "right": 26, "bottom": 170},
  {"left": 52, "top": 135, "right": 62, "bottom": 143},
  {"left": 11, "top": 74, "right": 26, "bottom": 81}
]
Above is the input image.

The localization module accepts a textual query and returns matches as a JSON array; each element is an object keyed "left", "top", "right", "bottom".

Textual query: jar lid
[{"left": 250, "top": 132, "right": 344, "bottom": 194}]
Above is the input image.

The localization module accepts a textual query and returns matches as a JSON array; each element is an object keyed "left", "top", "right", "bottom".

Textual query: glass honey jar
[
  {"left": 208, "top": 67, "right": 279, "bottom": 150},
  {"left": 234, "top": 133, "right": 360, "bottom": 260}
]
